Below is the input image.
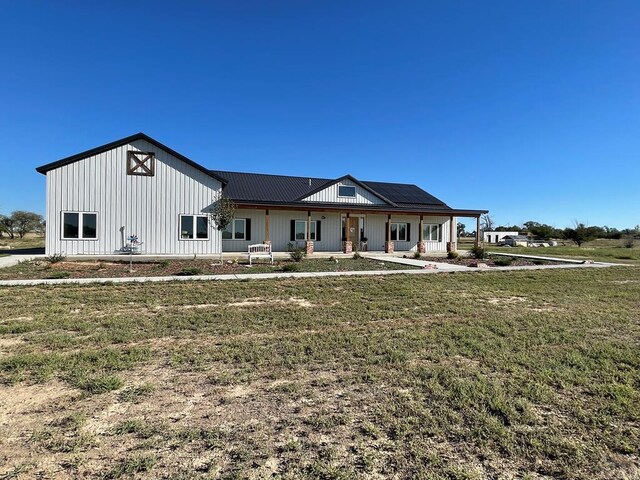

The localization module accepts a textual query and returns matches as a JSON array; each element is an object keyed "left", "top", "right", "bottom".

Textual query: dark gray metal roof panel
[
  {"left": 213, "top": 170, "right": 449, "bottom": 206},
  {"left": 213, "top": 171, "right": 332, "bottom": 202},
  {"left": 362, "top": 181, "right": 448, "bottom": 206}
]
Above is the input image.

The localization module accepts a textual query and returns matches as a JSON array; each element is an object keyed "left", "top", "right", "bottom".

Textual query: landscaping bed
[
  {"left": 419, "top": 255, "right": 558, "bottom": 267},
  {"left": 0, "top": 256, "right": 414, "bottom": 280}
]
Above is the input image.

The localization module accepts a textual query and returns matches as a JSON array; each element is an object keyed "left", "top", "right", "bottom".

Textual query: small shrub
[
  {"left": 177, "top": 267, "right": 203, "bottom": 276},
  {"left": 287, "top": 242, "right": 306, "bottom": 262},
  {"left": 447, "top": 250, "right": 459, "bottom": 259},
  {"left": 623, "top": 236, "right": 635, "bottom": 248},
  {"left": 47, "top": 271, "right": 70, "bottom": 279},
  {"left": 45, "top": 253, "right": 66, "bottom": 264},
  {"left": 413, "top": 251, "right": 421, "bottom": 259},
  {"left": 97, "top": 262, "right": 106, "bottom": 270},
  {"left": 157, "top": 260, "right": 170, "bottom": 268},
  {"left": 353, "top": 251, "right": 362, "bottom": 260},
  {"left": 493, "top": 257, "right": 513, "bottom": 266},
  {"left": 470, "top": 245, "right": 487, "bottom": 259},
  {"left": 532, "top": 259, "right": 545, "bottom": 265},
  {"left": 282, "top": 263, "right": 299, "bottom": 272}
]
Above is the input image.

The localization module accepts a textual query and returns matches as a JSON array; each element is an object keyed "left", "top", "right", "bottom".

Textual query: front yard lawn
[{"left": 1, "top": 267, "right": 639, "bottom": 478}]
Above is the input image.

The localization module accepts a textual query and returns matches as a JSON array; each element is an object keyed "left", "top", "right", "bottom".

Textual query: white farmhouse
[{"left": 36, "top": 133, "right": 488, "bottom": 256}]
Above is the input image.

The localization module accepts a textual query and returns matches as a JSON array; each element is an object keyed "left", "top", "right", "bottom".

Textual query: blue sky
[{"left": 1, "top": 1, "right": 638, "bottom": 230}]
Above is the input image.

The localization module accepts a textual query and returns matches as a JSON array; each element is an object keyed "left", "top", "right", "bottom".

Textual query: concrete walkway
[
  {"left": 0, "top": 254, "right": 45, "bottom": 268},
  {"left": 0, "top": 262, "right": 613, "bottom": 287},
  {"left": 369, "top": 256, "right": 469, "bottom": 272}
]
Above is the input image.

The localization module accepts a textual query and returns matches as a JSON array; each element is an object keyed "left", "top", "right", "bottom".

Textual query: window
[
  {"left": 127, "top": 151, "right": 155, "bottom": 176},
  {"left": 390, "top": 222, "right": 408, "bottom": 241},
  {"left": 338, "top": 185, "right": 356, "bottom": 197},
  {"left": 180, "top": 215, "right": 209, "bottom": 240},
  {"left": 423, "top": 224, "right": 442, "bottom": 241},
  {"left": 294, "top": 220, "right": 317, "bottom": 240},
  {"left": 222, "top": 219, "right": 248, "bottom": 240},
  {"left": 62, "top": 212, "right": 97, "bottom": 240},
  {"left": 291, "top": 220, "right": 321, "bottom": 241}
]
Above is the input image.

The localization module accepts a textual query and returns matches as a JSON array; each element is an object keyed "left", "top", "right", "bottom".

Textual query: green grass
[
  {"left": 0, "top": 234, "right": 45, "bottom": 250},
  {"left": 0, "top": 267, "right": 639, "bottom": 478},
  {"left": 459, "top": 238, "right": 640, "bottom": 265}
]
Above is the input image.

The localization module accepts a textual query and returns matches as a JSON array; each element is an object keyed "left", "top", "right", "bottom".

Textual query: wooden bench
[{"left": 248, "top": 243, "right": 273, "bottom": 265}]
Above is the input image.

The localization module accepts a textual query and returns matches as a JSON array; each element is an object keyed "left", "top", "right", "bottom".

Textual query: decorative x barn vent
[{"left": 127, "top": 151, "right": 155, "bottom": 176}]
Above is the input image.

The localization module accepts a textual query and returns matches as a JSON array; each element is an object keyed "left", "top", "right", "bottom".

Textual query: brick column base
[
  {"left": 417, "top": 241, "right": 426, "bottom": 254},
  {"left": 385, "top": 241, "right": 394, "bottom": 254},
  {"left": 342, "top": 241, "right": 352, "bottom": 254},
  {"left": 305, "top": 241, "right": 314, "bottom": 255},
  {"left": 446, "top": 242, "right": 456, "bottom": 253}
]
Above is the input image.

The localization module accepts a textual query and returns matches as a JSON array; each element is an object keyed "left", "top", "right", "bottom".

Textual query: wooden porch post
[
  {"left": 264, "top": 209, "right": 270, "bottom": 243},
  {"left": 447, "top": 215, "right": 456, "bottom": 253},
  {"left": 475, "top": 216, "right": 481, "bottom": 247},
  {"left": 306, "top": 210, "right": 314, "bottom": 254},
  {"left": 418, "top": 215, "right": 425, "bottom": 254},
  {"left": 387, "top": 214, "right": 391, "bottom": 241},
  {"left": 385, "top": 214, "right": 394, "bottom": 253},
  {"left": 343, "top": 213, "right": 352, "bottom": 253}
]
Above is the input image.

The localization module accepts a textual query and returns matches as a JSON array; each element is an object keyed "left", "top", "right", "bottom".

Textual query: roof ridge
[{"left": 211, "top": 170, "right": 331, "bottom": 182}]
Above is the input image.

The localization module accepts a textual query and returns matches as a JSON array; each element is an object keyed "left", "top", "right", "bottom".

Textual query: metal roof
[
  {"left": 212, "top": 170, "right": 450, "bottom": 208},
  {"left": 35, "top": 133, "right": 487, "bottom": 216}
]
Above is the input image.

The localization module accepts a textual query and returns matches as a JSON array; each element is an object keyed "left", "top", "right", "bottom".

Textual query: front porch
[{"left": 221, "top": 208, "right": 483, "bottom": 255}]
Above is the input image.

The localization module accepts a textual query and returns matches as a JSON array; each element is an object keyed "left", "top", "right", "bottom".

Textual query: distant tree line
[
  {"left": 478, "top": 216, "right": 639, "bottom": 247},
  {"left": 0, "top": 211, "right": 44, "bottom": 239}
]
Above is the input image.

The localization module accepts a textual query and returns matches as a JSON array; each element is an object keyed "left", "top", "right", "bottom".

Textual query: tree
[
  {"left": 11, "top": 211, "right": 44, "bottom": 239},
  {"left": 480, "top": 214, "right": 494, "bottom": 232},
  {"left": 456, "top": 222, "right": 466, "bottom": 237},
  {"left": 495, "top": 224, "right": 521, "bottom": 232},
  {"left": 563, "top": 222, "right": 598, "bottom": 247},
  {"left": 209, "top": 193, "right": 236, "bottom": 263},
  {"left": 209, "top": 194, "right": 236, "bottom": 232},
  {"left": 0, "top": 214, "right": 16, "bottom": 239}
]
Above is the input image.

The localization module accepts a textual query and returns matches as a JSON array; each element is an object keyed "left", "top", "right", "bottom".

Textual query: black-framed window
[
  {"left": 62, "top": 212, "right": 97, "bottom": 240},
  {"left": 423, "top": 224, "right": 442, "bottom": 241},
  {"left": 338, "top": 185, "right": 356, "bottom": 197},
  {"left": 390, "top": 222, "right": 408, "bottom": 241},
  {"left": 180, "top": 215, "right": 209, "bottom": 240},
  {"left": 290, "top": 220, "right": 321, "bottom": 241},
  {"left": 295, "top": 220, "right": 317, "bottom": 240},
  {"left": 222, "top": 218, "right": 251, "bottom": 240}
]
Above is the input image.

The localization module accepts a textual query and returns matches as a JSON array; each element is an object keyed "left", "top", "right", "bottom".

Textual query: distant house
[
  {"left": 35, "top": 133, "right": 488, "bottom": 256},
  {"left": 483, "top": 231, "right": 519, "bottom": 244},
  {"left": 503, "top": 235, "right": 530, "bottom": 247}
]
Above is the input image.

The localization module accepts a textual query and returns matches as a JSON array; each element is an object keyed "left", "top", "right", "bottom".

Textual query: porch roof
[
  {"left": 212, "top": 170, "right": 486, "bottom": 216},
  {"left": 230, "top": 199, "right": 488, "bottom": 217}
]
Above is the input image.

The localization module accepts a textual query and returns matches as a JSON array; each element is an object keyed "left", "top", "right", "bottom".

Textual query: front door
[{"left": 347, "top": 217, "right": 359, "bottom": 244}]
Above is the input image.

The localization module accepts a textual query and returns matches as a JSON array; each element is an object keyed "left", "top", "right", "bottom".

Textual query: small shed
[
  {"left": 483, "top": 231, "right": 519, "bottom": 243},
  {"left": 502, "top": 235, "right": 530, "bottom": 247}
]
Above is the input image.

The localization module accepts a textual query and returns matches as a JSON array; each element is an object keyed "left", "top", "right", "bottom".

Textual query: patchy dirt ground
[{"left": 1, "top": 268, "right": 639, "bottom": 478}]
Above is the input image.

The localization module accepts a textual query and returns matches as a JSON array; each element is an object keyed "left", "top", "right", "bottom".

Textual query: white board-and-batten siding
[
  {"left": 222, "top": 210, "right": 454, "bottom": 253},
  {"left": 301, "top": 178, "right": 387, "bottom": 205},
  {"left": 45, "top": 139, "right": 222, "bottom": 255}
]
